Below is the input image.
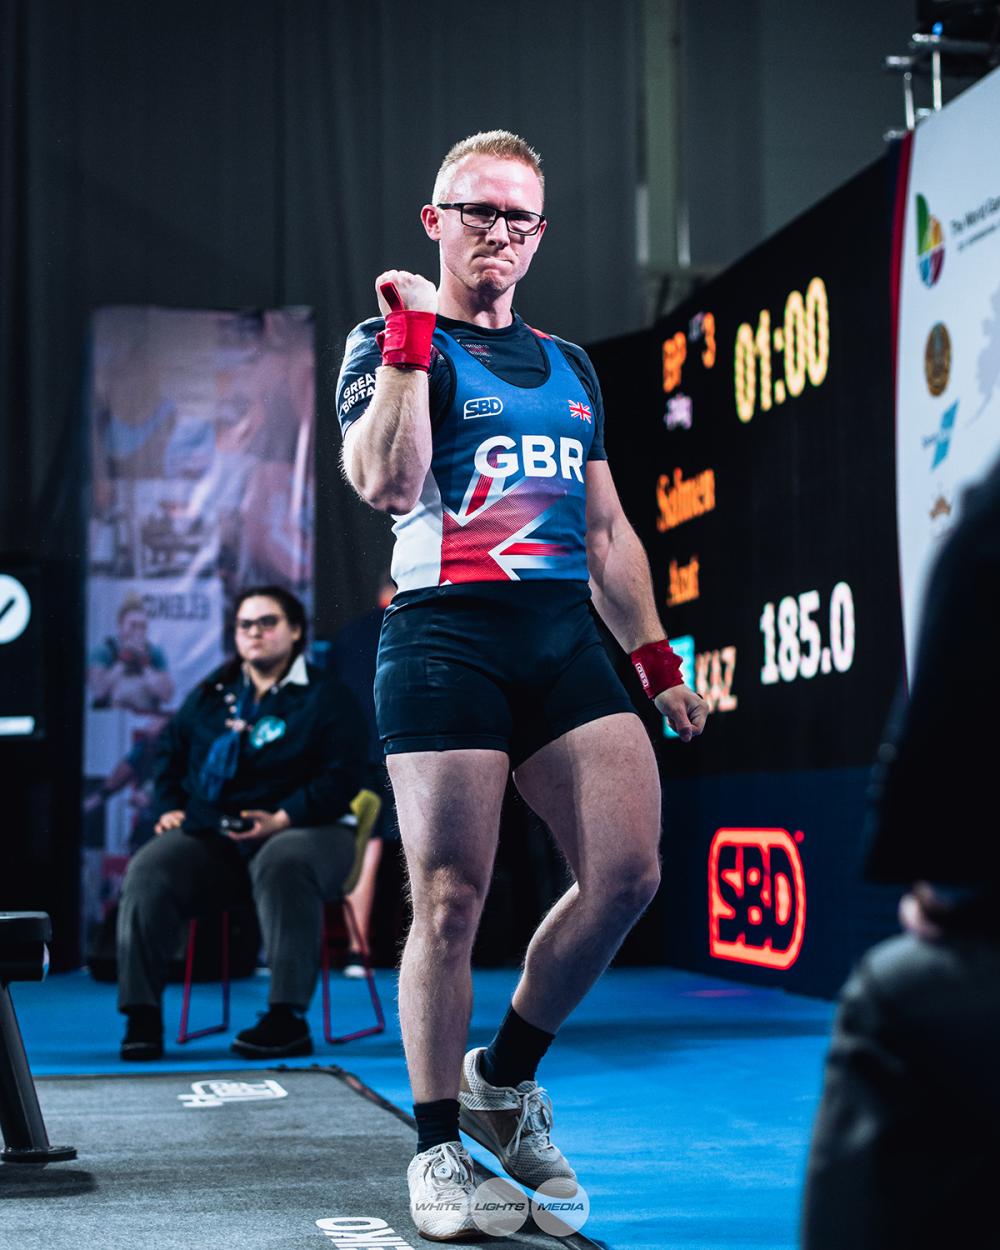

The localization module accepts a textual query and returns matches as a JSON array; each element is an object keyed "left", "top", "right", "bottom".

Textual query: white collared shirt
[
  {"left": 241, "top": 652, "right": 310, "bottom": 694},
  {"left": 276, "top": 653, "right": 309, "bottom": 688}
]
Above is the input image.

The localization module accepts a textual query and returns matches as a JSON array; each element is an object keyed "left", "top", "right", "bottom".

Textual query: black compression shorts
[{"left": 374, "top": 581, "right": 637, "bottom": 769}]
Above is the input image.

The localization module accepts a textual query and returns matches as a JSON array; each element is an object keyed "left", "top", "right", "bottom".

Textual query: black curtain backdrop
[
  {"left": 0, "top": 0, "right": 641, "bottom": 955},
  {"left": 1, "top": 0, "right": 641, "bottom": 593}
]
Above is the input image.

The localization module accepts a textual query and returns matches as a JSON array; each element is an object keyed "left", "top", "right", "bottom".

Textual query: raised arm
[{"left": 341, "top": 271, "right": 437, "bottom": 515}]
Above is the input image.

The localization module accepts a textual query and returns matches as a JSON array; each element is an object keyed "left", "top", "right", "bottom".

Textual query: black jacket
[{"left": 152, "top": 658, "right": 366, "bottom": 832}]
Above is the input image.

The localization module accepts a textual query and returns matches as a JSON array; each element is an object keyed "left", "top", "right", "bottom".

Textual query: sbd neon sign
[{"left": 708, "top": 828, "right": 806, "bottom": 969}]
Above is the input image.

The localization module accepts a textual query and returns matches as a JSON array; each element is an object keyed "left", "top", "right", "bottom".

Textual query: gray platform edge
[{"left": 36, "top": 1064, "right": 610, "bottom": 1250}]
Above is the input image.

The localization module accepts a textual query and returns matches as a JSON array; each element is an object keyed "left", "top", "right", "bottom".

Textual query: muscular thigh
[
  {"left": 512, "top": 713, "right": 661, "bottom": 886},
  {"left": 387, "top": 749, "right": 510, "bottom": 902}
]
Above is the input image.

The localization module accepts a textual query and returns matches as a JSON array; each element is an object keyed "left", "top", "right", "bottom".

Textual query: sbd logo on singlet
[
  {"left": 708, "top": 828, "right": 806, "bottom": 970},
  {"left": 464, "top": 396, "right": 504, "bottom": 419}
]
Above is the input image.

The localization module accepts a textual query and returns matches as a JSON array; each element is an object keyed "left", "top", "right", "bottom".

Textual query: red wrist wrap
[
  {"left": 630, "top": 638, "right": 685, "bottom": 698},
  {"left": 375, "top": 281, "right": 435, "bottom": 371}
]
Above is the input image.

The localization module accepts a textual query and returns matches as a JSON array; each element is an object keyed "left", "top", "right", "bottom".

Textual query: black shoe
[
  {"left": 120, "top": 1006, "right": 164, "bottom": 1061},
  {"left": 230, "top": 1005, "right": 313, "bottom": 1058}
]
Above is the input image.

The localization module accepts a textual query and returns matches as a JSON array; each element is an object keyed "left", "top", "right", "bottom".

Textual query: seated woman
[{"left": 116, "top": 585, "right": 365, "bottom": 1061}]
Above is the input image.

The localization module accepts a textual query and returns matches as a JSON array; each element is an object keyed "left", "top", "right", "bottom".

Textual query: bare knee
[
  {"left": 411, "top": 871, "right": 487, "bottom": 952},
  {"left": 603, "top": 852, "right": 662, "bottom": 919}
]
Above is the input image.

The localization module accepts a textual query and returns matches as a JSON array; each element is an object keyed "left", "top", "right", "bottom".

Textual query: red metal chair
[
  {"left": 177, "top": 911, "right": 232, "bottom": 1043},
  {"left": 177, "top": 789, "right": 386, "bottom": 1045}
]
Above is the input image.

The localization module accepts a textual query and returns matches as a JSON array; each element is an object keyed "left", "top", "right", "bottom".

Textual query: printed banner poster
[
  {"left": 896, "top": 65, "right": 1000, "bottom": 675},
  {"left": 81, "top": 306, "right": 315, "bottom": 956}
]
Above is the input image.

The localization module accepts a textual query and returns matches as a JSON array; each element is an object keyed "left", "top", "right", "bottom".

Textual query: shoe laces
[
  {"left": 511, "top": 1084, "right": 557, "bottom": 1157},
  {"left": 423, "top": 1142, "right": 473, "bottom": 1197}
]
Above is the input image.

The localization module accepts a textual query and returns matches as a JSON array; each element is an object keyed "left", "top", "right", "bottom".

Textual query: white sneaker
[
  {"left": 406, "top": 1140, "right": 479, "bottom": 1241},
  {"left": 458, "top": 1048, "right": 578, "bottom": 1197}
]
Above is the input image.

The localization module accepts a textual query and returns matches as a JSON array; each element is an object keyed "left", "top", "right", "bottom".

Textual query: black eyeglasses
[
  {"left": 236, "top": 613, "right": 284, "bottom": 633},
  {"left": 436, "top": 203, "right": 546, "bottom": 237}
]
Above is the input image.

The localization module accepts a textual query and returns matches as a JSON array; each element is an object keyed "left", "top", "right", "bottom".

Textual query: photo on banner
[{"left": 80, "top": 305, "right": 315, "bottom": 959}]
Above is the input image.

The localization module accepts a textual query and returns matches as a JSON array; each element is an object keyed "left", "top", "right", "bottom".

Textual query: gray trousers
[
  {"left": 802, "top": 932, "right": 1000, "bottom": 1249},
  {"left": 116, "top": 823, "right": 357, "bottom": 1012}
]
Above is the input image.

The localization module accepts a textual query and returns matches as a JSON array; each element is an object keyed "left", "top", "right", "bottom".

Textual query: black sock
[
  {"left": 479, "top": 1004, "right": 555, "bottom": 1088},
  {"left": 414, "top": 1098, "right": 461, "bottom": 1154}
]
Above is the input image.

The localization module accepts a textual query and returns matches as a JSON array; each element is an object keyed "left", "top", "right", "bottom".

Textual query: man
[{"left": 336, "top": 131, "right": 707, "bottom": 1240}]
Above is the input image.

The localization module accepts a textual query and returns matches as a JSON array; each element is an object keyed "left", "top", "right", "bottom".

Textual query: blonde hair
[
  {"left": 117, "top": 592, "right": 147, "bottom": 622},
  {"left": 432, "top": 130, "right": 544, "bottom": 205}
]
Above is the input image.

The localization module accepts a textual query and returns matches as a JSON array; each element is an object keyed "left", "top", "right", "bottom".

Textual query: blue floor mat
[{"left": 12, "top": 966, "right": 835, "bottom": 1250}]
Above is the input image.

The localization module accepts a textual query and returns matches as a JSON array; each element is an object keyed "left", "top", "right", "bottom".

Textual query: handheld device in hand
[{"left": 219, "top": 815, "right": 253, "bottom": 834}]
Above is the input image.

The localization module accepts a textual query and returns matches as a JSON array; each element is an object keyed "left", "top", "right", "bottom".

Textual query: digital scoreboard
[
  {"left": 594, "top": 158, "right": 904, "bottom": 780},
  {"left": 588, "top": 158, "right": 906, "bottom": 993}
]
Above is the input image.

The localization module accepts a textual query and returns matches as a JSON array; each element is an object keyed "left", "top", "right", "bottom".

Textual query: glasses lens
[
  {"left": 460, "top": 204, "right": 498, "bottom": 229},
  {"left": 505, "top": 212, "right": 542, "bottom": 235},
  {"left": 237, "top": 614, "right": 281, "bottom": 632}
]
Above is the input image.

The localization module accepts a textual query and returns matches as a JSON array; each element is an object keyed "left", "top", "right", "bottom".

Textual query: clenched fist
[
  {"left": 375, "top": 270, "right": 438, "bottom": 316},
  {"left": 654, "top": 684, "right": 708, "bottom": 743}
]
